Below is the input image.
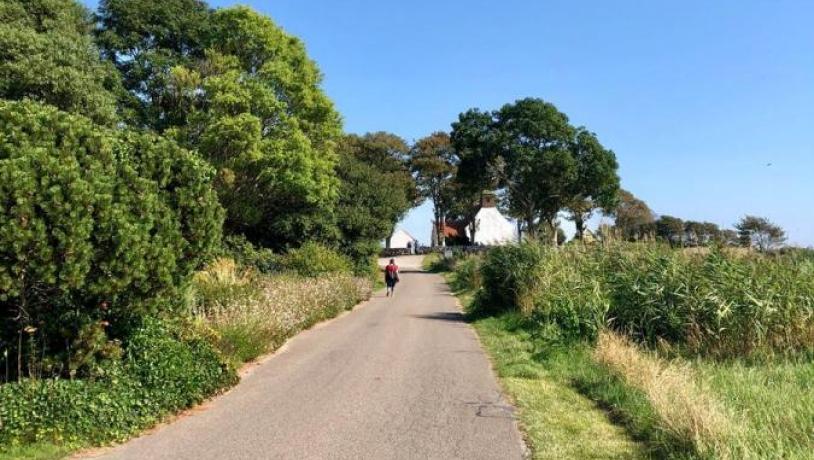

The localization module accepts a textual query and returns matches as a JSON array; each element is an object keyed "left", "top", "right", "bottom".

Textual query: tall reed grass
[{"left": 474, "top": 243, "right": 814, "bottom": 358}]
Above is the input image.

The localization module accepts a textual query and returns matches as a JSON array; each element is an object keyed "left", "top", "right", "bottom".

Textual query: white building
[
  {"left": 387, "top": 228, "right": 418, "bottom": 251},
  {"left": 466, "top": 193, "right": 518, "bottom": 246}
]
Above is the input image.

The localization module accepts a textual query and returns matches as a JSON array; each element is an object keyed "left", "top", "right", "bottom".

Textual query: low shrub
[
  {"left": 477, "top": 243, "right": 547, "bottom": 316},
  {"left": 0, "top": 100, "right": 223, "bottom": 381},
  {"left": 450, "top": 255, "right": 482, "bottom": 292},
  {"left": 280, "top": 242, "right": 352, "bottom": 277},
  {"left": 0, "top": 318, "right": 235, "bottom": 448}
]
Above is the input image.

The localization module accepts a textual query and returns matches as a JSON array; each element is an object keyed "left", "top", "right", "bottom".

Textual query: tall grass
[
  {"left": 190, "top": 258, "right": 371, "bottom": 364},
  {"left": 475, "top": 243, "right": 814, "bottom": 358},
  {"left": 461, "top": 242, "right": 814, "bottom": 458},
  {"left": 594, "top": 331, "right": 737, "bottom": 458}
]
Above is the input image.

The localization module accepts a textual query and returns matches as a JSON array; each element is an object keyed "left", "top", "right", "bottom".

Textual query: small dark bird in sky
[{"left": 766, "top": 163, "right": 773, "bottom": 167}]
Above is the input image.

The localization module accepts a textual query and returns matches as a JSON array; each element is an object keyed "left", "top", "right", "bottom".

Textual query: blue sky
[{"left": 83, "top": 1, "right": 814, "bottom": 246}]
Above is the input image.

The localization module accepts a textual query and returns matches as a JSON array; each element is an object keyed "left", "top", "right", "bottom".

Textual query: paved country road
[{"left": 90, "top": 256, "right": 526, "bottom": 460}]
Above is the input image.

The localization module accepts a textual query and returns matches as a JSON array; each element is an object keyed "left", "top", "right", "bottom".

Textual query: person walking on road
[{"left": 384, "top": 258, "right": 400, "bottom": 297}]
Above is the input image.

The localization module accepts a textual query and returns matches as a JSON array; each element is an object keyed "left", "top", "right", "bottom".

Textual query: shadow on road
[{"left": 411, "top": 312, "right": 468, "bottom": 323}]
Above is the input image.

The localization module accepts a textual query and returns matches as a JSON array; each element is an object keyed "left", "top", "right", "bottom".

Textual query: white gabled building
[
  {"left": 387, "top": 228, "right": 418, "bottom": 251},
  {"left": 466, "top": 193, "right": 518, "bottom": 246}
]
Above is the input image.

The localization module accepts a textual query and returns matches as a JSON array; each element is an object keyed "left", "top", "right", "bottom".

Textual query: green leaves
[
  {"left": 0, "top": 100, "right": 223, "bottom": 379},
  {"left": 0, "top": 0, "right": 120, "bottom": 125},
  {"left": 97, "top": 2, "right": 343, "bottom": 248},
  {"left": 335, "top": 133, "right": 416, "bottom": 272},
  {"left": 450, "top": 98, "right": 620, "bottom": 243}
]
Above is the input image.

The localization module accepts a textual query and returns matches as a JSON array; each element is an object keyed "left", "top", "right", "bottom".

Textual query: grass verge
[{"left": 473, "top": 314, "right": 646, "bottom": 459}]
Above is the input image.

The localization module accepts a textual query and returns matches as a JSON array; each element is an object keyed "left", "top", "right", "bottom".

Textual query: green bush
[
  {"left": 280, "top": 242, "right": 351, "bottom": 277},
  {"left": 450, "top": 255, "right": 482, "bottom": 292},
  {"left": 340, "top": 240, "right": 381, "bottom": 279},
  {"left": 477, "top": 243, "right": 547, "bottom": 316},
  {"left": 0, "top": 100, "right": 223, "bottom": 380},
  {"left": 605, "top": 246, "right": 814, "bottom": 357},
  {"left": 219, "top": 235, "right": 280, "bottom": 273},
  {"left": 0, "top": 318, "right": 235, "bottom": 448}
]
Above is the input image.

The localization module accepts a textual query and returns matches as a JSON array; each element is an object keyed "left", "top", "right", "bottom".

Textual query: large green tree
[
  {"left": 450, "top": 109, "right": 502, "bottom": 243},
  {"left": 97, "top": 3, "right": 343, "bottom": 249},
  {"left": 494, "top": 98, "right": 576, "bottom": 243},
  {"left": 0, "top": 0, "right": 120, "bottom": 124},
  {"left": 410, "top": 132, "right": 457, "bottom": 247},
  {"left": 655, "top": 215, "right": 685, "bottom": 246},
  {"left": 566, "top": 128, "right": 620, "bottom": 240},
  {"left": 335, "top": 133, "right": 416, "bottom": 267},
  {"left": 96, "top": 0, "right": 211, "bottom": 128},
  {"left": 450, "top": 99, "right": 620, "bottom": 245}
]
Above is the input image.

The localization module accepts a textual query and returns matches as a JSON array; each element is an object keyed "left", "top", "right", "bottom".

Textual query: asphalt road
[{"left": 92, "top": 256, "right": 526, "bottom": 460}]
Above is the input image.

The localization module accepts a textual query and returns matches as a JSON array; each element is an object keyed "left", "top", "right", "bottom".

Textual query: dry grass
[
  {"left": 594, "top": 331, "right": 739, "bottom": 458},
  {"left": 191, "top": 258, "right": 372, "bottom": 364}
]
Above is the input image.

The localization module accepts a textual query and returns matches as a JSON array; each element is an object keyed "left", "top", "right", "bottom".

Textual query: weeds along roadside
[
  {"left": 445, "top": 243, "right": 814, "bottom": 459},
  {"left": 0, "top": 243, "right": 373, "bottom": 459}
]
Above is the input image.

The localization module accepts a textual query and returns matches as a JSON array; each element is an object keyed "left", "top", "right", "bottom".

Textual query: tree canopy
[
  {"left": 567, "top": 128, "right": 620, "bottom": 240},
  {"left": 735, "top": 215, "right": 787, "bottom": 251},
  {"left": 0, "top": 0, "right": 121, "bottom": 124},
  {"left": 97, "top": 2, "right": 343, "bottom": 249},
  {"left": 335, "top": 133, "right": 416, "bottom": 268},
  {"left": 449, "top": 98, "right": 620, "bottom": 245},
  {"left": 410, "top": 132, "right": 457, "bottom": 246},
  {"left": 611, "top": 189, "right": 655, "bottom": 241}
]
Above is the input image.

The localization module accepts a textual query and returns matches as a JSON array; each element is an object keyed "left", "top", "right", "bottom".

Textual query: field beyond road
[{"left": 86, "top": 259, "right": 526, "bottom": 460}]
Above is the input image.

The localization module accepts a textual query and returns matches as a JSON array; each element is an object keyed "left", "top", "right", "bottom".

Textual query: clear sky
[{"left": 83, "top": 1, "right": 814, "bottom": 247}]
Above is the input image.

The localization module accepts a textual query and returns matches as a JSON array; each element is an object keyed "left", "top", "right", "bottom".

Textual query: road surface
[{"left": 92, "top": 256, "right": 526, "bottom": 460}]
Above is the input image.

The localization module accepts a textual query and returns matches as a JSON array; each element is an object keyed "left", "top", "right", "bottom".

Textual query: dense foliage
[
  {"left": 0, "top": 101, "right": 222, "bottom": 380},
  {"left": 335, "top": 133, "right": 416, "bottom": 274},
  {"left": 0, "top": 318, "right": 235, "bottom": 447},
  {"left": 470, "top": 243, "right": 814, "bottom": 357},
  {"left": 97, "top": 2, "right": 343, "bottom": 249},
  {"left": 0, "top": 0, "right": 121, "bottom": 124},
  {"left": 0, "top": 0, "right": 392, "bottom": 455},
  {"left": 450, "top": 98, "right": 620, "bottom": 244},
  {"left": 280, "top": 242, "right": 352, "bottom": 278},
  {"left": 410, "top": 132, "right": 457, "bottom": 247}
]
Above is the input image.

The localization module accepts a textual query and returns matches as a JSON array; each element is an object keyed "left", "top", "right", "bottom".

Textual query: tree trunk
[
  {"left": 438, "top": 211, "right": 446, "bottom": 247},
  {"left": 574, "top": 214, "right": 585, "bottom": 240},
  {"left": 525, "top": 216, "right": 536, "bottom": 240},
  {"left": 549, "top": 218, "right": 558, "bottom": 247}
]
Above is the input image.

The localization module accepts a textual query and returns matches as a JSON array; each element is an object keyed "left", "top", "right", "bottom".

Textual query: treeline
[
  {"left": 412, "top": 102, "right": 788, "bottom": 252},
  {"left": 609, "top": 190, "right": 787, "bottom": 250}
]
